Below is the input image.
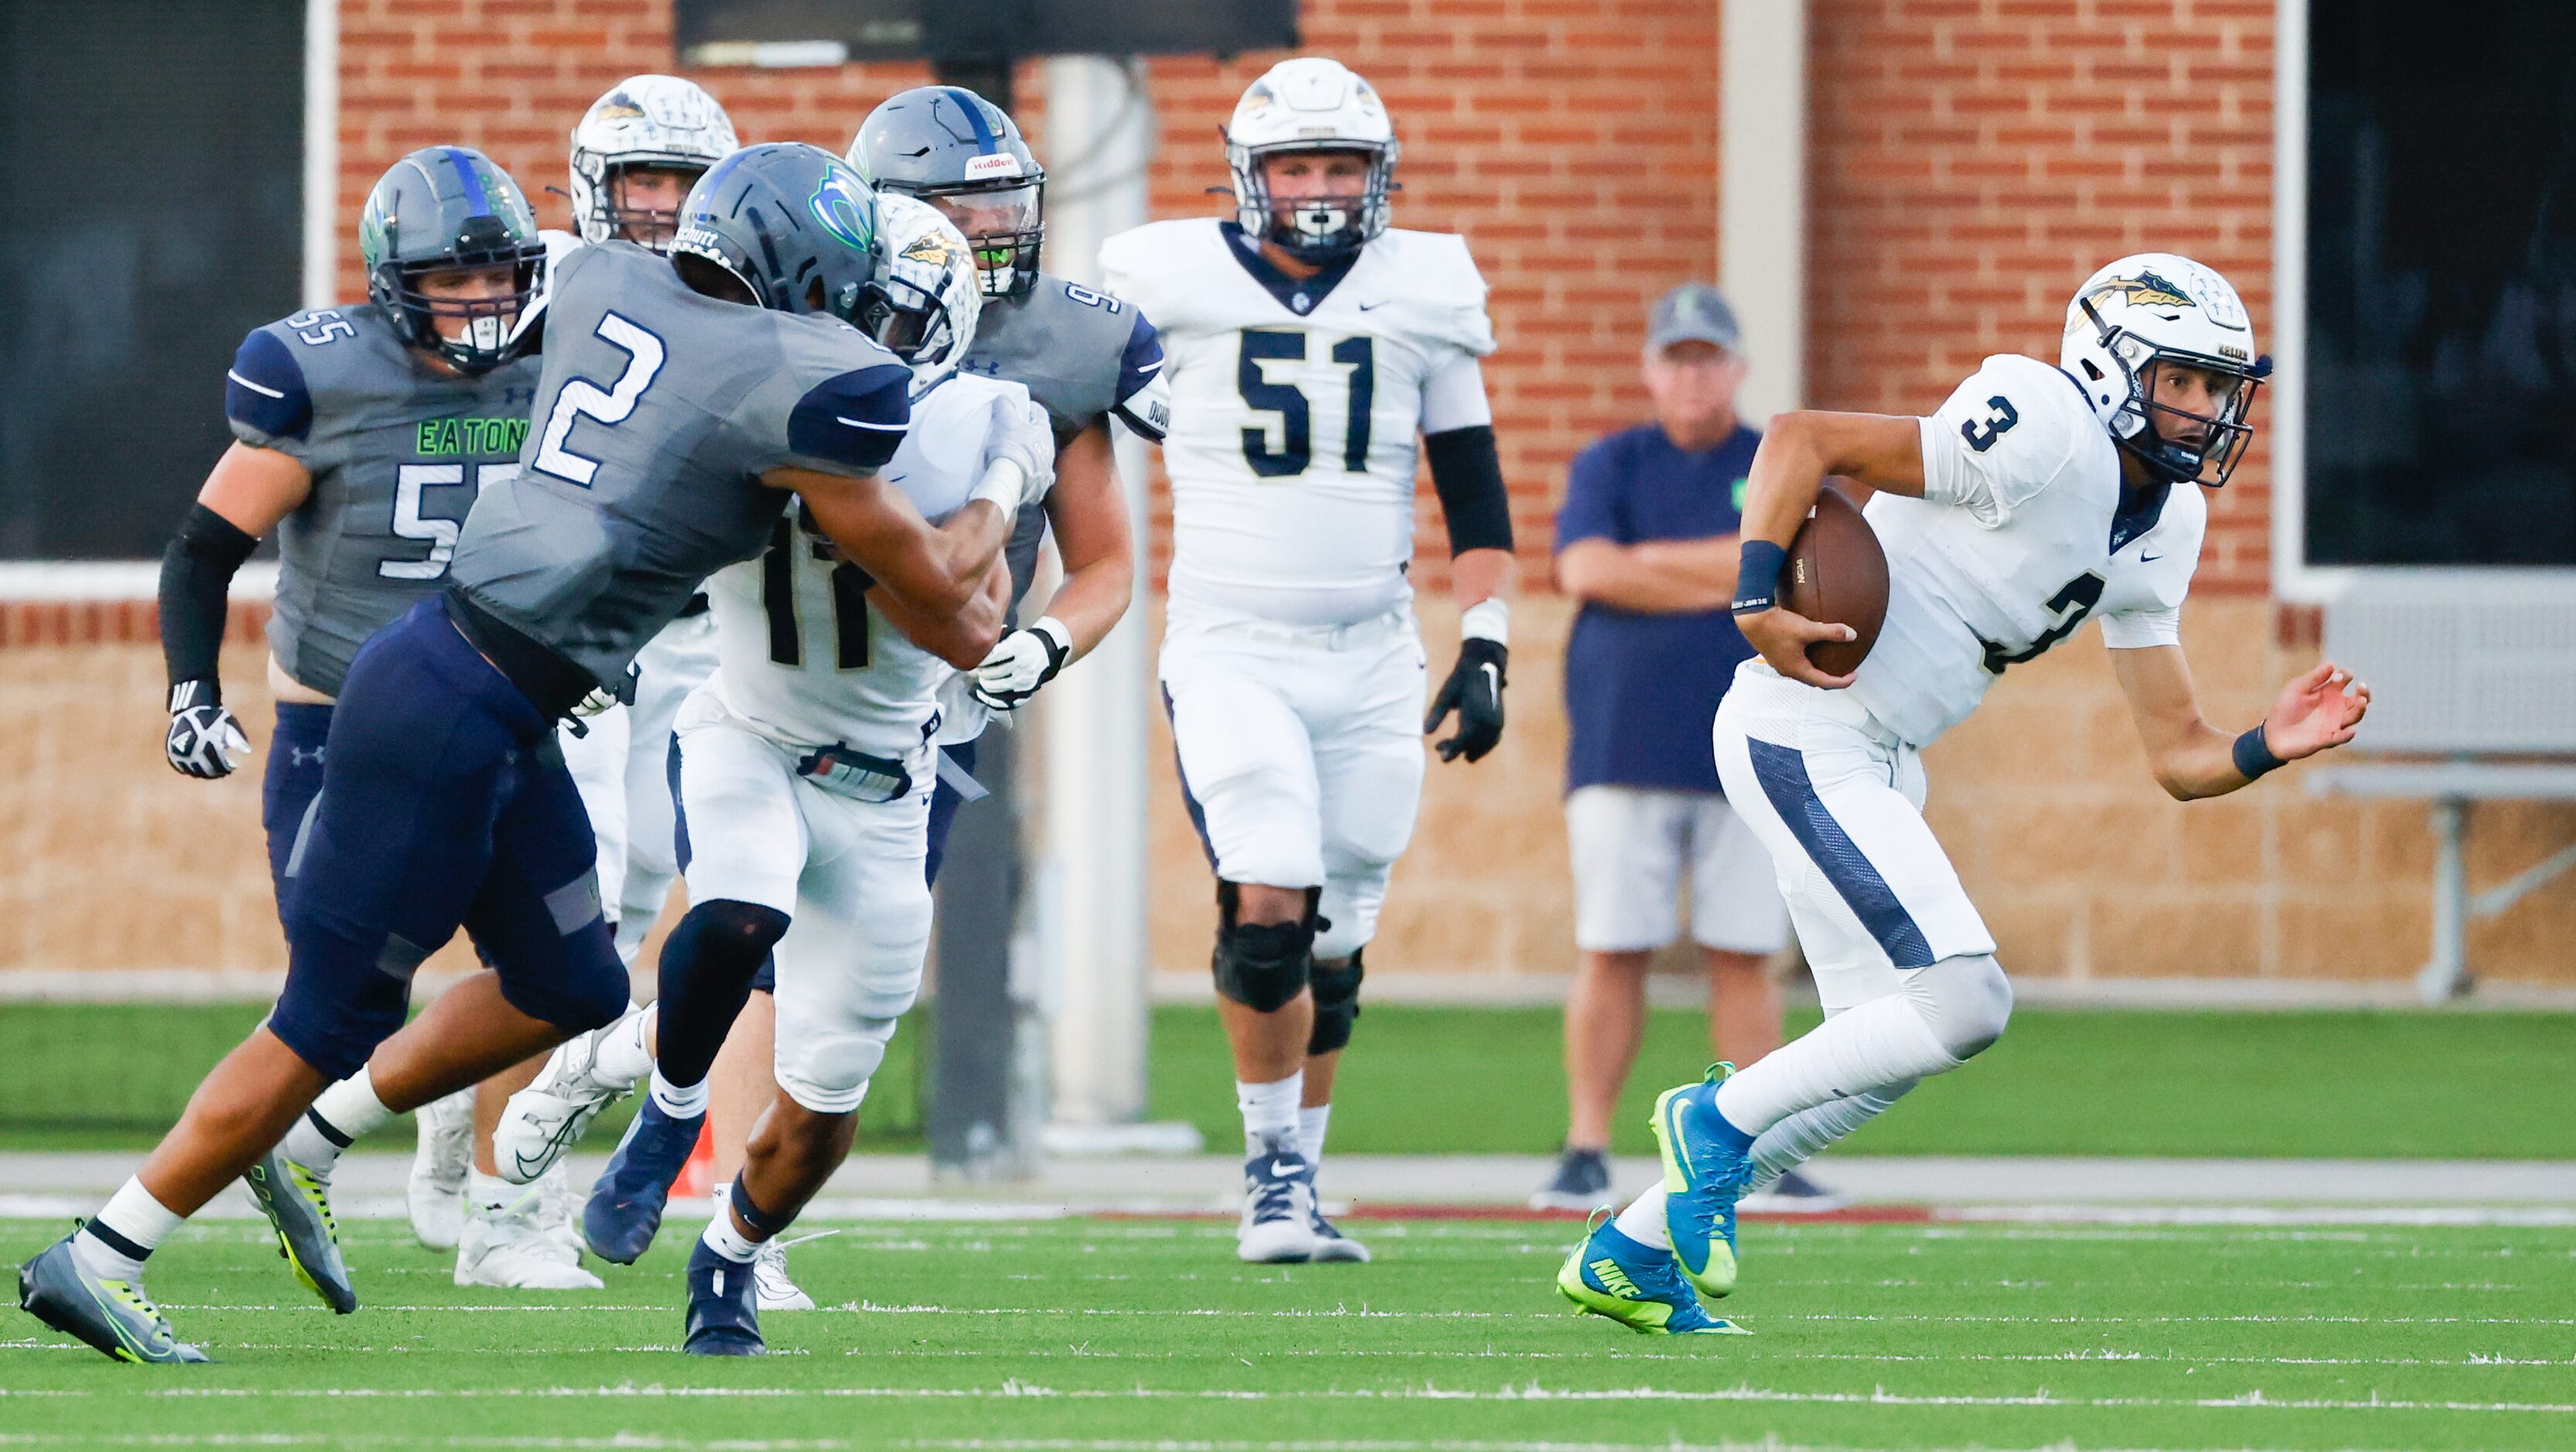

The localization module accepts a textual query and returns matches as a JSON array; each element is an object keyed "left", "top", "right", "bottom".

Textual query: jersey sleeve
[
  {"left": 1095, "top": 225, "right": 1170, "bottom": 333},
  {"left": 1917, "top": 354, "right": 2093, "bottom": 528},
  {"left": 223, "top": 326, "right": 315, "bottom": 455},
  {"left": 1110, "top": 310, "right": 1170, "bottom": 441},
  {"left": 741, "top": 321, "right": 911, "bottom": 478},
  {"left": 1397, "top": 231, "right": 1499, "bottom": 363},
  {"left": 1419, "top": 353, "right": 1494, "bottom": 434}
]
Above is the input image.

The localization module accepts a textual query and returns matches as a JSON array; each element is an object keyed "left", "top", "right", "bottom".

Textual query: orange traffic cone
[{"left": 673, "top": 1119, "right": 717, "bottom": 1199}]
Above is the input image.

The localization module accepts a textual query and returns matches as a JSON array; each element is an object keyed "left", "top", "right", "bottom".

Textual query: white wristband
[
  {"left": 1031, "top": 615, "right": 1073, "bottom": 656},
  {"left": 969, "top": 458, "right": 1027, "bottom": 514},
  {"left": 1460, "top": 597, "right": 1510, "bottom": 647}
]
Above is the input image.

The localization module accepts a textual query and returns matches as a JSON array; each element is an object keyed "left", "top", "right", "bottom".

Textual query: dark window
[
  {"left": 0, "top": 1, "right": 302, "bottom": 558},
  {"left": 2305, "top": 2, "right": 2576, "bottom": 566}
]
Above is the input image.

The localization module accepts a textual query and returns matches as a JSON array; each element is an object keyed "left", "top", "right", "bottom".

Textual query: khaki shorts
[{"left": 1566, "top": 785, "right": 1791, "bottom": 955}]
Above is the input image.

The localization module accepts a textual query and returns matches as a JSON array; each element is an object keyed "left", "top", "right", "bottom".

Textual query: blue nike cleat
[
  {"left": 1651, "top": 1064, "right": 1756, "bottom": 1299},
  {"left": 243, "top": 1150, "right": 357, "bottom": 1314},
  {"left": 17, "top": 1233, "right": 210, "bottom": 1364},
  {"left": 584, "top": 1099, "right": 704, "bottom": 1266},
  {"left": 1555, "top": 1216, "right": 1750, "bottom": 1336},
  {"left": 682, "top": 1239, "right": 765, "bottom": 1356}
]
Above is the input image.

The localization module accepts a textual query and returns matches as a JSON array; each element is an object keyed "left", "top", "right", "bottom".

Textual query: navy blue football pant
[
  {"left": 740, "top": 737, "right": 975, "bottom": 996},
  {"left": 268, "top": 600, "right": 628, "bottom": 1082}
]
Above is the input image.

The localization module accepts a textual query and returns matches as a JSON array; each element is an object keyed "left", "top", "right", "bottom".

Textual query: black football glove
[
  {"left": 1425, "top": 636, "right": 1508, "bottom": 763},
  {"left": 165, "top": 679, "right": 249, "bottom": 779}
]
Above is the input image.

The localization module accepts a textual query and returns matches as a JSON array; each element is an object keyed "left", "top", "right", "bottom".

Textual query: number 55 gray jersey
[
  {"left": 225, "top": 305, "right": 540, "bottom": 697},
  {"left": 449, "top": 240, "right": 911, "bottom": 692}
]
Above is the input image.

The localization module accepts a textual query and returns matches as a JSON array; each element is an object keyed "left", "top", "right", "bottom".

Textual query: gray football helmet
[
  {"left": 358, "top": 146, "right": 546, "bottom": 375},
  {"left": 847, "top": 86, "right": 1044, "bottom": 299},
  {"left": 669, "top": 142, "right": 882, "bottom": 323}
]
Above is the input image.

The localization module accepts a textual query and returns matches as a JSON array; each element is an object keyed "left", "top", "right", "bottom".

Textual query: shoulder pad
[
  {"left": 787, "top": 362, "right": 911, "bottom": 472},
  {"left": 226, "top": 326, "right": 313, "bottom": 443}
]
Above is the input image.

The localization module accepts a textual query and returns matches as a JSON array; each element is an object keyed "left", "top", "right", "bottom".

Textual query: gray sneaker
[
  {"left": 243, "top": 1150, "right": 356, "bottom": 1314},
  {"left": 1531, "top": 1146, "right": 1615, "bottom": 1212},
  {"left": 17, "top": 1234, "right": 209, "bottom": 1364}
]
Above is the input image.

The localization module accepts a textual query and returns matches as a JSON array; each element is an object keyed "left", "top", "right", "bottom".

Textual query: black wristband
[
  {"left": 1733, "top": 540, "right": 1788, "bottom": 615},
  {"left": 2231, "top": 721, "right": 2284, "bottom": 781}
]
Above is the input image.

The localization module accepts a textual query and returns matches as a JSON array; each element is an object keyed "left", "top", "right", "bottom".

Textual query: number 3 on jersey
[
  {"left": 1238, "top": 329, "right": 1374, "bottom": 478},
  {"left": 532, "top": 312, "right": 667, "bottom": 486}
]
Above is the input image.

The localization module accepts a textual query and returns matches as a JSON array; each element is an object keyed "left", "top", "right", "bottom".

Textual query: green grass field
[
  {"left": 5, "top": 1001, "right": 2574, "bottom": 1157},
  {"left": 4, "top": 1213, "right": 2571, "bottom": 1450}
]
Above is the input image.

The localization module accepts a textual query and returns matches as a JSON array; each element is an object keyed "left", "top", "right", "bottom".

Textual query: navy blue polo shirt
[{"left": 1555, "top": 422, "right": 1763, "bottom": 795}]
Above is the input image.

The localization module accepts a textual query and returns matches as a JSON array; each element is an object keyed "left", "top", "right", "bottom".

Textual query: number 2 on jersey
[
  {"left": 532, "top": 312, "right": 667, "bottom": 486},
  {"left": 1238, "top": 330, "right": 1374, "bottom": 478}
]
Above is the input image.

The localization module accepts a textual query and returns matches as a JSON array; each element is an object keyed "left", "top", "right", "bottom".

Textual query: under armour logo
[
  {"left": 957, "top": 357, "right": 1003, "bottom": 377},
  {"left": 290, "top": 746, "right": 326, "bottom": 767}
]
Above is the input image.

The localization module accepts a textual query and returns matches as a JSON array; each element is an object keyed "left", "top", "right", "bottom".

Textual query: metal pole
[
  {"left": 928, "top": 726, "right": 1032, "bottom": 1179},
  {"left": 2414, "top": 797, "right": 2470, "bottom": 1004},
  {"left": 1038, "top": 55, "right": 1156, "bottom": 1127}
]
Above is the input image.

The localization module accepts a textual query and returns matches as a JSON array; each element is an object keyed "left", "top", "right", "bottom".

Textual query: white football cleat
[
  {"left": 1304, "top": 1175, "right": 1371, "bottom": 1263},
  {"left": 753, "top": 1237, "right": 816, "bottom": 1311},
  {"left": 407, "top": 1087, "right": 473, "bottom": 1251},
  {"left": 455, "top": 1175, "right": 604, "bottom": 1291},
  {"left": 1236, "top": 1140, "right": 1320, "bottom": 1264},
  {"left": 495, "top": 1005, "right": 648, "bottom": 1184}
]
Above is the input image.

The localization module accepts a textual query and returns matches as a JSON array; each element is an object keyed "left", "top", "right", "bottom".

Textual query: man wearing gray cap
[{"left": 1534, "top": 283, "right": 1814, "bottom": 1211}]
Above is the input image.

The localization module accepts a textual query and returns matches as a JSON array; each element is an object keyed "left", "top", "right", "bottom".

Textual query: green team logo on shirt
[
  {"left": 417, "top": 416, "right": 530, "bottom": 456},
  {"left": 1731, "top": 475, "right": 1750, "bottom": 511}
]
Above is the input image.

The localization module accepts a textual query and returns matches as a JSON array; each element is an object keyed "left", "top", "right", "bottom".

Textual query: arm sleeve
[
  {"left": 2098, "top": 605, "right": 2182, "bottom": 649},
  {"left": 158, "top": 503, "right": 260, "bottom": 693},
  {"left": 1551, "top": 441, "right": 1624, "bottom": 550},
  {"left": 1917, "top": 356, "right": 2084, "bottom": 528},
  {"left": 224, "top": 329, "right": 313, "bottom": 456},
  {"left": 779, "top": 361, "right": 912, "bottom": 475},
  {"left": 1110, "top": 311, "right": 1170, "bottom": 441},
  {"left": 1425, "top": 425, "right": 1513, "bottom": 556}
]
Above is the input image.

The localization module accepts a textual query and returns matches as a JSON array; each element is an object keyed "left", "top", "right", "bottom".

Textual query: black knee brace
[
  {"left": 1211, "top": 881, "right": 1317, "bottom": 1014},
  {"left": 1306, "top": 946, "right": 1365, "bottom": 1055},
  {"left": 657, "top": 899, "right": 791, "bottom": 1087}
]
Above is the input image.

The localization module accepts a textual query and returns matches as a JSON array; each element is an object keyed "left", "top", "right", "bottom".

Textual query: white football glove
[
  {"left": 983, "top": 395, "right": 1058, "bottom": 510},
  {"left": 971, "top": 616, "right": 1073, "bottom": 711},
  {"left": 165, "top": 680, "right": 250, "bottom": 779}
]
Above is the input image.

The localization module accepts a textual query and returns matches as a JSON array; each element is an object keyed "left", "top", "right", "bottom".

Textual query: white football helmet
[
  {"left": 2061, "top": 252, "right": 2271, "bottom": 486},
  {"left": 568, "top": 75, "right": 739, "bottom": 249},
  {"left": 1225, "top": 57, "right": 1399, "bottom": 263},
  {"left": 857, "top": 193, "right": 983, "bottom": 394}
]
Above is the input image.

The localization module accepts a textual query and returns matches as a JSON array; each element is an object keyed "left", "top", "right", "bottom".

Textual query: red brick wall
[{"left": 1808, "top": 0, "right": 2277, "bottom": 593}]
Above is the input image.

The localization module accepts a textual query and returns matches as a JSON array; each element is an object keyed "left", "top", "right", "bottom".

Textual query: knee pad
[
  {"left": 776, "top": 1014, "right": 898, "bottom": 1115},
  {"left": 1306, "top": 948, "right": 1365, "bottom": 1055},
  {"left": 1211, "top": 881, "right": 1316, "bottom": 1014},
  {"left": 1906, "top": 953, "right": 2013, "bottom": 1060}
]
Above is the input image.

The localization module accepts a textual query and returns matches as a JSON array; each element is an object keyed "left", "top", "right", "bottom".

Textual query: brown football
[{"left": 1780, "top": 483, "right": 1889, "bottom": 677}]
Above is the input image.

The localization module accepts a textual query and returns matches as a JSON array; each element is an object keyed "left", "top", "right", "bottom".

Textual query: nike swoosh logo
[
  {"left": 1356, "top": 301, "right": 1389, "bottom": 311},
  {"left": 2139, "top": 553, "right": 2163, "bottom": 563},
  {"left": 1268, "top": 1159, "right": 1298, "bottom": 1178},
  {"left": 1134, "top": 359, "right": 1163, "bottom": 374},
  {"left": 836, "top": 416, "right": 905, "bottom": 431},
  {"left": 1480, "top": 662, "right": 1501, "bottom": 696}
]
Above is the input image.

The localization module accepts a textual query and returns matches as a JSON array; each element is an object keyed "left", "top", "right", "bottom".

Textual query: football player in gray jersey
[
  {"left": 17, "top": 144, "right": 1041, "bottom": 1365},
  {"left": 20, "top": 147, "right": 548, "bottom": 1365}
]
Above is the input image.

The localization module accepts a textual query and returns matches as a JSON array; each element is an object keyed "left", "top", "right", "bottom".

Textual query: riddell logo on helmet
[{"left": 963, "top": 154, "right": 1021, "bottom": 179}]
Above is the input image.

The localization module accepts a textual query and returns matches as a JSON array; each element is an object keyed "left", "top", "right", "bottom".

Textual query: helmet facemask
[
  {"left": 377, "top": 213, "right": 545, "bottom": 377},
  {"left": 1228, "top": 141, "right": 1396, "bottom": 264},
  {"left": 590, "top": 159, "right": 710, "bottom": 252},
  {"left": 2076, "top": 296, "right": 2270, "bottom": 487},
  {"left": 855, "top": 205, "right": 983, "bottom": 392},
  {"left": 906, "top": 179, "right": 1044, "bottom": 299}
]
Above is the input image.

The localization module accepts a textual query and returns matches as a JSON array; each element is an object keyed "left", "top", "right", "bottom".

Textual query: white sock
[
  {"left": 700, "top": 1210, "right": 762, "bottom": 1263},
  {"left": 1297, "top": 1103, "right": 1331, "bottom": 1166},
  {"left": 649, "top": 1065, "right": 709, "bottom": 1119},
  {"left": 1746, "top": 1080, "right": 1917, "bottom": 1195},
  {"left": 1612, "top": 1184, "right": 1670, "bottom": 1250},
  {"left": 1237, "top": 1072, "right": 1303, "bottom": 1153},
  {"left": 1713, "top": 994, "right": 1959, "bottom": 1137},
  {"left": 76, "top": 1178, "right": 183, "bottom": 1280},
  {"left": 464, "top": 1170, "right": 525, "bottom": 1219},
  {"left": 285, "top": 1066, "right": 394, "bottom": 1176},
  {"left": 592, "top": 1003, "right": 654, "bottom": 1087}
]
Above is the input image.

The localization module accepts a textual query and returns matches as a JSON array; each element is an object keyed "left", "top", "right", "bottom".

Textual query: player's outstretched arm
[
  {"left": 158, "top": 443, "right": 313, "bottom": 778},
  {"left": 1731, "top": 411, "right": 1923, "bottom": 689},
  {"left": 2110, "top": 646, "right": 2372, "bottom": 800}
]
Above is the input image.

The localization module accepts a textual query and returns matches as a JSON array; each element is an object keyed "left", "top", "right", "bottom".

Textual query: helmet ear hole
[
  {"left": 2080, "top": 358, "right": 2105, "bottom": 381},
  {"left": 803, "top": 276, "right": 829, "bottom": 315}
]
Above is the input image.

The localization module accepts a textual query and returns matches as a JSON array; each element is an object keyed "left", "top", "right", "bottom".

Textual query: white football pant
[
  {"left": 559, "top": 610, "right": 720, "bottom": 965},
  {"left": 1710, "top": 662, "right": 1996, "bottom": 1013},
  {"left": 1160, "top": 608, "right": 1426, "bottom": 962},
  {"left": 670, "top": 686, "right": 930, "bottom": 1115}
]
